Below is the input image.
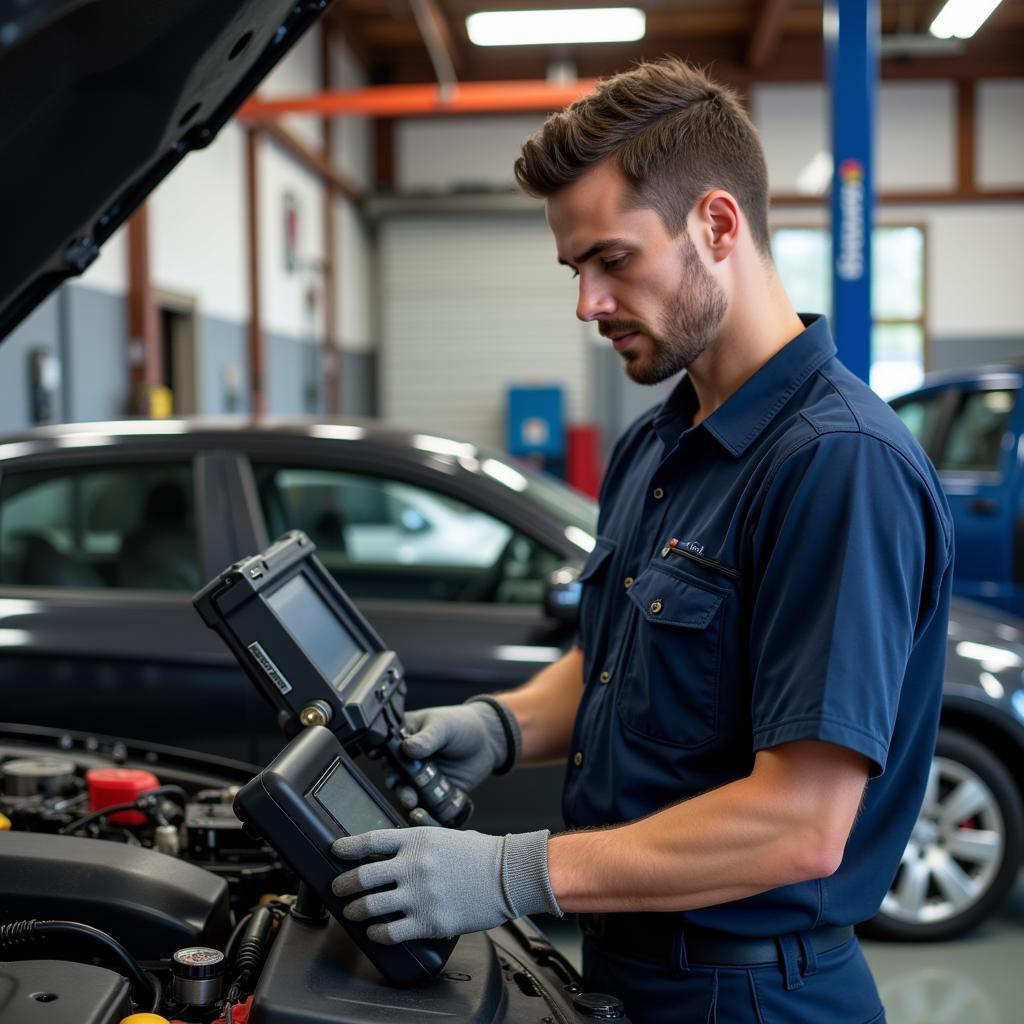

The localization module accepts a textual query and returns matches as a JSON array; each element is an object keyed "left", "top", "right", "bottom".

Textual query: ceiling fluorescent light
[
  {"left": 930, "top": 0, "right": 1003, "bottom": 39},
  {"left": 466, "top": 8, "right": 646, "bottom": 47}
]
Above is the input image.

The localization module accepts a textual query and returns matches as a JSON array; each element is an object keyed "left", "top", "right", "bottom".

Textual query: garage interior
[{"left": 1, "top": 2, "right": 1023, "bottom": 1023}]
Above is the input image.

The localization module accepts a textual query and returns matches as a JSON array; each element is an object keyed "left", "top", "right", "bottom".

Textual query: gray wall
[
  {"left": 64, "top": 286, "right": 128, "bottom": 422},
  {"left": 0, "top": 285, "right": 378, "bottom": 431},
  {"left": 200, "top": 315, "right": 250, "bottom": 415},
  {"left": 930, "top": 335, "right": 1024, "bottom": 374},
  {"left": 340, "top": 349, "right": 376, "bottom": 417},
  {"left": 0, "top": 295, "right": 61, "bottom": 433}
]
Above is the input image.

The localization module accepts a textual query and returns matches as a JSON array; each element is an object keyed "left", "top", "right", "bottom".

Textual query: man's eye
[
  {"left": 604, "top": 255, "right": 628, "bottom": 271},
  {"left": 570, "top": 268, "right": 580, "bottom": 280}
]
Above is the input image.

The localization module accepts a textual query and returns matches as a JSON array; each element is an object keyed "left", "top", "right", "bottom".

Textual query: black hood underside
[{"left": 0, "top": 0, "right": 331, "bottom": 342}]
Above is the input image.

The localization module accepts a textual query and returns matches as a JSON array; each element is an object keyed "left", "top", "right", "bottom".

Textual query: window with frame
[
  {"left": 0, "top": 462, "right": 199, "bottom": 590},
  {"left": 254, "top": 464, "right": 563, "bottom": 605},
  {"left": 772, "top": 224, "right": 926, "bottom": 400},
  {"left": 938, "top": 389, "right": 1016, "bottom": 474}
]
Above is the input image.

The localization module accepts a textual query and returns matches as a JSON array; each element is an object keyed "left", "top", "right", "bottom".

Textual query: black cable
[
  {"left": 57, "top": 785, "right": 188, "bottom": 836},
  {"left": 0, "top": 920, "right": 154, "bottom": 1007},
  {"left": 57, "top": 800, "right": 145, "bottom": 834},
  {"left": 146, "top": 968, "right": 163, "bottom": 1014}
]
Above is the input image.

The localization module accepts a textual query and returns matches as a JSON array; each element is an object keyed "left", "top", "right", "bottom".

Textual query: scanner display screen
[
  {"left": 267, "top": 574, "right": 363, "bottom": 685},
  {"left": 314, "top": 760, "right": 395, "bottom": 835}
]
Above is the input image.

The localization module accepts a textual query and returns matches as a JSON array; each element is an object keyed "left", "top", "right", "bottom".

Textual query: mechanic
[{"left": 332, "top": 58, "right": 954, "bottom": 1023}]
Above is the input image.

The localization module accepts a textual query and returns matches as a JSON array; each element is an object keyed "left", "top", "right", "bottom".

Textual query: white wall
[
  {"left": 260, "top": 140, "right": 326, "bottom": 340},
  {"left": 150, "top": 123, "right": 248, "bottom": 322},
  {"left": 396, "top": 116, "right": 546, "bottom": 192},
  {"left": 260, "top": 23, "right": 323, "bottom": 151},
  {"left": 330, "top": 39, "right": 372, "bottom": 191},
  {"left": 328, "top": 36, "right": 375, "bottom": 353},
  {"left": 753, "top": 81, "right": 958, "bottom": 194},
  {"left": 336, "top": 201, "right": 374, "bottom": 350},
  {"left": 977, "top": 80, "right": 1024, "bottom": 189}
]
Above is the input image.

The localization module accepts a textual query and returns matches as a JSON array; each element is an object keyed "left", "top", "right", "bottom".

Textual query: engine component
[
  {"left": 0, "top": 833, "right": 230, "bottom": 959},
  {"left": 170, "top": 947, "right": 224, "bottom": 1006},
  {"left": 0, "top": 959, "right": 130, "bottom": 1024},
  {"left": 185, "top": 801, "right": 261, "bottom": 859},
  {"left": 1, "top": 756, "right": 76, "bottom": 798},
  {"left": 0, "top": 919, "right": 153, "bottom": 1007},
  {"left": 86, "top": 768, "right": 160, "bottom": 825},
  {"left": 154, "top": 825, "right": 180, "bottom": 857}
]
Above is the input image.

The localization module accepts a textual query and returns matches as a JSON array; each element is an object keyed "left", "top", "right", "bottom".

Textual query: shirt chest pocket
[
  {"left": 617, "top": 563, "right": 726, "bottom": 748},
  {"left": 577, "top": 538, "right": 616, "bottom": 652}
]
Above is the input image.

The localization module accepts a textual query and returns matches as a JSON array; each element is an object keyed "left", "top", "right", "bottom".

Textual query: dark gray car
[{"left": 0, "top": 418, "right": 599, "bottom": 833}]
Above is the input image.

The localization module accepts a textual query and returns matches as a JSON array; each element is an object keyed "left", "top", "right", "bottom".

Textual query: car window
[
  {"left": 892, "top": 393, "right": 945, "bottom": 448},
  {"left": 937, "top": 389, "right": 1016, "bottom": 473},
  {"left": 254, "top": 464, "right": 563, "bottom": 604},
  {"left": 0, "top": 462, "right": 199, "bottom": 590}
]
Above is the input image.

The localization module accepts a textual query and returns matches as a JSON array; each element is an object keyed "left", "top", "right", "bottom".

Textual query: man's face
[{"left": 546, "top": 160, "right": 727, "bottom": 385}]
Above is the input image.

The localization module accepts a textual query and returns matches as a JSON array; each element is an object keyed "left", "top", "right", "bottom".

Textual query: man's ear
[{"left": 695, "top": 190, "right": 741, "bottom": 263}]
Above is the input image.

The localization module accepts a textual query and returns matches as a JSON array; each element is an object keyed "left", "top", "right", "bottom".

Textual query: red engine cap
[{"left": 86, "top": 767, "right": 160, "bottom": 826}]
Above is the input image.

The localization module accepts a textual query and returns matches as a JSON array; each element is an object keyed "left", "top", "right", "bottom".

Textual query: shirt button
[
  {"left": 650, "top": 599, "right": 663, "bottom": 615},
  {"left": 573, "top": 751, "right": 584, "bottom": 767},
  {"left": 599, "top": 670, "right": 612, "bottom": 684},
  {"left": 652, "top": 487, "right": 665, "bottom": 500},
  {"left": 623, "top": 576, "right": 634, "bottom": 589}
]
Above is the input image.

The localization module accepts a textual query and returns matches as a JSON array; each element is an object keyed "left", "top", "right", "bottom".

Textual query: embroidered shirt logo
[{"left": 670, "top": 538, "right": 704, "bottom": 555}]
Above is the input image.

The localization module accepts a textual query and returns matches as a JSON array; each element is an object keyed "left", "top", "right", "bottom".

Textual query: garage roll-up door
[{"left": 380, "top": 214, "right": 590, "bottom": 450}]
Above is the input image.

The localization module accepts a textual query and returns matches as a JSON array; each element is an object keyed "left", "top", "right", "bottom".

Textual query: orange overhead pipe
[{"left": 239, "top": 80, "right": 600, "bottom": 119}]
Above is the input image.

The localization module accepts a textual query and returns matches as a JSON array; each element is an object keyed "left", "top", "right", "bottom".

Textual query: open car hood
[{"left": 0, "top": 0, "right": 330, "bottom": 342}]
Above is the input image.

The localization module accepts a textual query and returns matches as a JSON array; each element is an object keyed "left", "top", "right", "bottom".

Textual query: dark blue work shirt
[{"left": 566, "top": 314, "right": 954, "bottom": 936}]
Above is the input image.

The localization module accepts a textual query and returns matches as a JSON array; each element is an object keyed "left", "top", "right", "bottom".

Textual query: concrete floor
[
  {"left": 863, "top": 875, "right": 1024, "bottom": 1024},
  {"left": 544, "top": 874, "right": 1024, "bottom": 1023}
]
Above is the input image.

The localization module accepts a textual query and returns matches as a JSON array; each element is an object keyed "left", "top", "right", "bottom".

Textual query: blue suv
[{"left": 891, "top": 367, "right": 1024, "bottom": 618}]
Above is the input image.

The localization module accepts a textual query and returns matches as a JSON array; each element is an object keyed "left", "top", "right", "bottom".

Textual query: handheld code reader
[
  {"left": 192, "top": 530, "right": 472, "bottom": 828},
  {"left": 233, "top": 724, "right": 457, "bottom": 985}
]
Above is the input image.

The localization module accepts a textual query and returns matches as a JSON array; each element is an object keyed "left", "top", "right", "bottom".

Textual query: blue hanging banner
[{"left": 825, "top": 0, "right": 878, "bottom": 385}]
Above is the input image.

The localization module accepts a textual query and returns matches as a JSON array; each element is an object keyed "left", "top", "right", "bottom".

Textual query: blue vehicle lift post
[{"left": 825, "top": 0, "right": 879, "bottom": 385}]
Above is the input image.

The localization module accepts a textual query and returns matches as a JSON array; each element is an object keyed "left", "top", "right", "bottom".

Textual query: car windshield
[{"left": 473, "top": 447, "right": 598, "bottom": 543}]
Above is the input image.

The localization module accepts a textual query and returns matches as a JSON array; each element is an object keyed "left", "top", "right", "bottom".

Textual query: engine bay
[{"left": 0, "top": 725, "right": 626, "bottom": 1024}]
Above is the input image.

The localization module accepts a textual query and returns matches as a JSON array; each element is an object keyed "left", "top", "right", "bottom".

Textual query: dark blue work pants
[{"left": 583, "top": 933, "right": 886, "bottom": 1024}]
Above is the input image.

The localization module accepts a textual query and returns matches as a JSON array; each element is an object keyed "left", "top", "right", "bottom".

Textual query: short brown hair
[{"left": 514, "top": 58, "right": 771, "bottom": 254}]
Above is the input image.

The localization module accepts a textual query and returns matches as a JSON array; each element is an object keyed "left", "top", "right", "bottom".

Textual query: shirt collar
[{"left": 653, "top": 314, "right": 837, "bottom": 456}]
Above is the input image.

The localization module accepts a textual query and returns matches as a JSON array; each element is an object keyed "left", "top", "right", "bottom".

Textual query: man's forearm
[
  {"left": 547, "top": 741, "right": 869, "bottom": 913},
  {"left": 497, "top": 646, "right": 584, "bottom": 764}
]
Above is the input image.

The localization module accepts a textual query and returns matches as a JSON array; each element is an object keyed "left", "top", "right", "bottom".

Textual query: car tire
[{"left": 859, "top": 727, "right": 1023, "bottom": 942}]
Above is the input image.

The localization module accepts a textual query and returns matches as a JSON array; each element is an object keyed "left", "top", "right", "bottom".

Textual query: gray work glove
[
  {"left": 331, "top": 826, "right": 561, "bottom": 943},
  {"left": 392, "top": 697, "right": 522, "bottom": 810}
]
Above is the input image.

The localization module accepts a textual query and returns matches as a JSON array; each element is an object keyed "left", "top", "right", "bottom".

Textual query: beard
[{"left": 600, "top": 233, "right": 728, "bottom": 386}]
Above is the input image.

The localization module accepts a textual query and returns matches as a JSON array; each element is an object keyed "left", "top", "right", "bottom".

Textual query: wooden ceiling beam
[{"left": 747, "top": 0, "right": 792, "bottom": 70}]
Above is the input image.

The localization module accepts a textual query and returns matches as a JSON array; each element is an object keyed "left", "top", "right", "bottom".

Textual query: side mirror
[{"left": 544, "top": 564, "right": 583, "bottom": 626}]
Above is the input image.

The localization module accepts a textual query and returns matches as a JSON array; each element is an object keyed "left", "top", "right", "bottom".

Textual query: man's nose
[{"left": 576, "top": 276, "right": 616, "bottom": 322}]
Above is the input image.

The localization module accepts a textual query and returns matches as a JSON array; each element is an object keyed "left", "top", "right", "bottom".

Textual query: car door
[
  {"left": 931, "top": 380, "right": 1024, "bottom": 616},
  {"left": 0, "top": 444, "right": 272, "bottom": 764},
  {"left": 243, "top": 447, "right": 583, "bottom": 831}
]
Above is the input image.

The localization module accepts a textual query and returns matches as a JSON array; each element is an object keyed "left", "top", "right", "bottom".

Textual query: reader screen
[
  {"left": 314, "top": 760, "right": 395, "bottom": 835},
  {"left": 267, "top": 574, "right": 363, "bottom": 685}
]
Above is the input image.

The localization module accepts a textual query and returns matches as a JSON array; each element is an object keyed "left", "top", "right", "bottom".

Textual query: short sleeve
[{"left": 747, "top": 431, "right": 947, "bottom": 776}]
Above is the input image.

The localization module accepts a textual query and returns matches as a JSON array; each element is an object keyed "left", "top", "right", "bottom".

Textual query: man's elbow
[{"left": 785, "top": 825, "right": 849, "bottom": 884}]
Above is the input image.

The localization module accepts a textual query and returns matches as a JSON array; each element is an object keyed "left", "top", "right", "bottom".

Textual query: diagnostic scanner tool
[
  {"left": 193, "top": 530, "right": 472, "bottom": 827},
  {"left": 233, "top": 725, "right": 457, "bottom": 985}
]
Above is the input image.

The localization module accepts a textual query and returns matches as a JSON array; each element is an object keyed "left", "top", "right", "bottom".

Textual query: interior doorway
[{"left": 156, "top": 291, "right": 199, "bottom": 415}]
